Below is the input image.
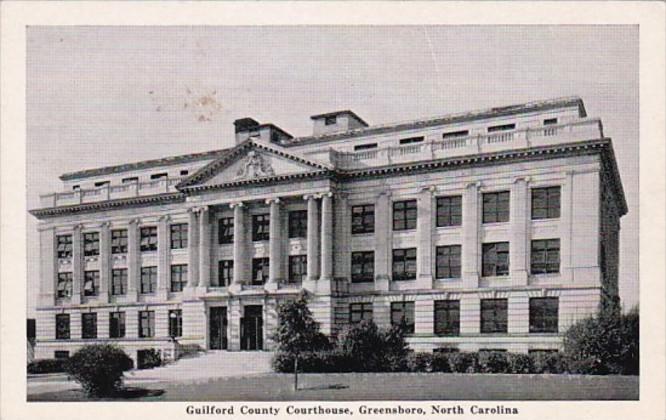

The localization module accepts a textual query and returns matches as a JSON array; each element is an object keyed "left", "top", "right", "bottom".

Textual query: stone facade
[{"left": 31, "top": 97, "right": 627, "bottom": 364}]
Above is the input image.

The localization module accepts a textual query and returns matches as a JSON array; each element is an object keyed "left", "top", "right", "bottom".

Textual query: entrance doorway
[
  {"left": 240, "top": 305, "right": 263, "bottom": 351},
  {"left": 209, "top": 307, "right": 228, "bottom": 350}
]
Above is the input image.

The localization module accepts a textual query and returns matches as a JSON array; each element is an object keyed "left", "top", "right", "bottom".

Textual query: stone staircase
[{"left": 125, "top": 351, "right": 275, "bottom": 384}]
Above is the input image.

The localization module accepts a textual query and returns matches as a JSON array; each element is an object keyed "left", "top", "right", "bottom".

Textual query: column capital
[
  {"left": 158, "top": 214, "right": 171, "bottom": 222},
  {"left": 318, "top": 191, "right": 333, "bottom": 199},
  {"left": 513, "top": 176, "right": 531, "bottom": 184},
  {"left": 419, "top": 185, "right": 437, "bottom": 194},
  {"left": 100, "top": 221, "right": 112, "bottom": 228},
  {"left": 303, "top": 194, "right": 318, "bottom": 201},
  {"left": 376, "top": 189, "right": 392, "bottom": 199},
  {"left": 265, "top": 197, "right": 282, "bottom": 205},
  {"left": 72, "top": 223, "right": 84, "bottom": 231},
  {"left": 128, "top": 218, "right": 141, "bottom": 225},
  {"left": 465, "top": 181, "right": 482, "bottom": 190},
  {"left": 229, "top": 201, "right": 245, "bottom": 209}
]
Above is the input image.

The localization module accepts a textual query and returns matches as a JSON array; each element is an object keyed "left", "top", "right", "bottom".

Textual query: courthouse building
[{"left": 30, "top": 96, "right": 626, "bottom": 364}]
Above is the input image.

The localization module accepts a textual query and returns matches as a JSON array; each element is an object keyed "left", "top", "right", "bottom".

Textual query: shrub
[
  {"left": 271, "top": 351, "right": 351, "bottom": 373},
  {"left": 531, "top": 351, "right": 567, "bottom": 374},
  {"left": 65, "top": 344, "right": 133, "bottom": 397},
  {"left": 431, "top": 353, "right": 452, "bottom": 373},
  {"left": 338, "top": 320, "right": 409, "bottom": 372},
  {"left": 448, "top": 352, "right": 478, "bottom": 373},
  {"left": 137, "top": 348, "right": 162, "bottom": 370},
  {"left": 507, "top": 353, "right": 533, "bottom": 374},
  {"left": 406, "top": 352, "right": 433, "bottom": 372},
  {"left": 27, "top": 358, "right": 69, "bottom": 374},
  {"left": 478, "top": 351, "right": 509, "bottom": 373}
]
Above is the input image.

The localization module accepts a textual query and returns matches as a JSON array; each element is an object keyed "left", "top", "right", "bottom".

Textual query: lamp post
[{"left": 169, "top": 311, "right": 179, "bottom": 361}]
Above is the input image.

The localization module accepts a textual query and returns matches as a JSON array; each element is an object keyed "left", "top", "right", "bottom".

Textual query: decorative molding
[
  {"left": 235, "top": 150, "right": 275, "bottom": 180},
  {"left": 229, "top": 201, "right": 245, "bottom": 209},
  {"left": 265, "top": 197, "right": 281, "bottom": 205}
]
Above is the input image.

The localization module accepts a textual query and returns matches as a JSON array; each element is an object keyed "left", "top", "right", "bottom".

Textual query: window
[
  {"left": 324, "top": 115, "right": 337, "bottom": 125},
  {"left": 56, "top": 235, "right": 72, "bottom": 258},
  {"left": 392, "top": 248, "right": 417, "bottom": 281},
  {"left": 111, "top": 229, "right": 128, "bottom": 254},
  {"left": 434, "top": 300, "right": 460, "bottom": 336},
  {"left": 482, "top": 191, "right": 510, "bottom": 223},
  {"left": 251, "top": 258, "right": 269, "bottom": 285},
  {"left": 82, "top": 313, "right": 97, "bottom": 339},
  {"left": 139, "top": 311, "right": 155, "bottom": 338},
  {"left": 351, "top": 204, "right": 374, "bottom": 234},
  {"left": 170, "top": 223, "right": 188, "bottom": 249},
  {"left": 531, "top": 239, "right": 560, "bottom": 274},
  {"left": 529, "top": 297, "right": 559, "bottom": 333},
  {"left": 436, "top": 195, "right": 462, "bottom": 227},
  {"left": 481, "top": 299, "right": 508, "bottom": 334},
  {"left": 531, "top": 186, "right": 561, "bottom": 220},
  {"left": 72, "top": 185, "right": 80, "bottom": 191},
  {"left": 354, "top": 143, "right": 377, "bottom": 151},
  {"left": 170, "top": 264, "right": 188, "bottom": 292},
  {"left": 140, "top": 266, "right": 157, "bottom": 294},
  {"left": 121, "top": 176, "right": 138, "bottom": 184},
  {"left": 288, "top": 255, "right": 307, "bottom": 283},
  {"left": 252, "top": 214, "right": 270, "bottom": 241},
  {"left": 94, "top": 180, "right": 110, "bottom": 187},
  {"left": 150, "top": 173, "right": 167, "bottom": 180},
  {"left": 54, "top": 351, "right": 70, "bottom": 359},
  {"left": 399, "top": 136, "right": 424, "bottom": 145},
  {"left": 442, "top": 129, "right": 469, "bottom": 139},
  {"left": 216, "top": 260, "right": 233, "bottom": 287},
  {"left": 56, "top": 272, "right": 73, "bottom": 298},
  {"left": 288, "top": 210, "right": 308, "bottom": 238},
  {"left": 55, "top": 314, "right": 70, "bottom": 340},
  {"left": 169, "top": 309, "right": 183, "bottom": 338},
  {"left": 487, "top": 123, "right": 515, "bottom": 132},
  {"left": 544, "top": 118, "right": 558, "bottom": 125},
  {"left": 218, "top": 217, "right": 234, "bottom": 244},
  {"left": 83, "top": 232, "right": 100, "bottom": 256},
  {"left": 482, "top": 242, "right": 510, "bottom": 277},
  {"left": 393, "top": 200, "right": 417, "bottom": 231},
  {"left": 111, "top": 269, "right": 127, "bottom": 296},
  {"left": 435, "top": 245, "right": 462, "bottom": 279},
  {"left": 351, "top": 251, "right": 375, "bottom": 283},
  {"left": 180, "top": 169, "right": 189, "bottom": 176},
  {"left": 140, "top": 227, "right": 158, "bottom": 252},
  {"left": 349, "top": 302, "right": 373, "bottom": 324},
  {"left": 109, "top": 312, "right": 126, "bottom": 338},
  {"left": 83, "top": 271, "right": 99, "bottom": 297},
  {"left": 390, "top": 301, "right": 415, "bottom": 334}
]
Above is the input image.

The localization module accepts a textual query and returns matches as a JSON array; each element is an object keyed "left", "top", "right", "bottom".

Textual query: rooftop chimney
[
  {"left": 233, "top": 117, "right": 293, "bottom": 145},
  {"left": 310, "top": 110, "right": 368, "bottom": 136}
]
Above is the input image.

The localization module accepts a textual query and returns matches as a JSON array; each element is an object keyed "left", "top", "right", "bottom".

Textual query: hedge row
[
  {"left": 27, "top": 358, "right": 69, "bottom": 374},
  {"left": 273, "top": 350, "right": 569, "bottom": 374}
]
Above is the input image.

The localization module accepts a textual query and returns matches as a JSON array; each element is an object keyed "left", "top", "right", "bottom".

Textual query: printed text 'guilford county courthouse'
[{"left": 30, "top": 97, "right": 626, "bottom": 366}]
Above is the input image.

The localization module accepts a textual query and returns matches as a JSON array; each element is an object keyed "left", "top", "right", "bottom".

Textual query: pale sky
[{"left": 26, "top": 26, "right": 639, "bottom": 316}]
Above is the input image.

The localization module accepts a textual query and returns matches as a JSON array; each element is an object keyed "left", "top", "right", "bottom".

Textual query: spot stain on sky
[{"left": 147, "top": 86, "right": 223, "bottom": 122}]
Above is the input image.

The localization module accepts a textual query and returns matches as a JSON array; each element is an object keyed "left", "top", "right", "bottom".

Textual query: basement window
[
  {"left": 150, "top": 173, "right": 168, "bottom": 180},
  {"left": 544, "top": 118, "right": 558, "bottom": 125},
  {"left": 399, "top": 136, "right": 424, "bottom": 145},
  {"left": 487, "top": 123, "right": 516, "bottom": 133},
  {"left": 354, "top": 143, "right": 378, "bottom": 151},
  {"left": 442, "top": 130, "right": 469, "bottom": 139}
]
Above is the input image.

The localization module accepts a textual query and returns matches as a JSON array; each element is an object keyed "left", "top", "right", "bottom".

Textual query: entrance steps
[{"left": 126, "top": 351, "right": 275, "bottom": 384}]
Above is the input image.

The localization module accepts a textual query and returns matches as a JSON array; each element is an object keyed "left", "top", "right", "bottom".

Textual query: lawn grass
[{"left": 28, "top": 372, "right": 639, "bottom": 401}]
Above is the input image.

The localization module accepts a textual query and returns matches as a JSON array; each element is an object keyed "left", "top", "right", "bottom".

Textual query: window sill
[
  {"left": 140, "top": 250, "right": 158, "bottom": 254},
  {"left": 481, "top": 221, "right": 509, "bottom": 227},
  {"left": 392, "top": 278, "right": 417, "bottom": 282},
  {"left": 351, "top": 231, "right": 375, "bottom": 237},
  {"left": 435, "top": 277, "right": 462, "bottom": 281},
  {"left": 435, "top": 224, "right": 462, "bottom": 230}
]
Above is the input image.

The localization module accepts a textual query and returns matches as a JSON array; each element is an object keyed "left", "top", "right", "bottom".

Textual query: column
[
  {"left": 462, "top": 182, "right": 480, "bottom": 288},
  {"left": 230, "top": 202, "right": 245, "bottom": 290},
  {"left": 126, "top": 219, "right": 140, "bottom": 300},
  {"left": 559, "top": 171, "right": 574, "bottom": 283},
  {"left": 38, "top": 227, "right": 56, "bottom": 307},
  {"left": 510, "top": 177, "right": 529, "bottom": 286},
  {"left": 186, "top": 209, "right": 199, "bottom": 289},
  {"left": 305, "top": 195, "right": 320, "bottom": 282},
  {"left": 416, "top": 186, "right": 435, "bottom": 289},
  {"left": 374, "top": 191, "right": 391, "bottom": 291},
  {"left": 99, "top": 222, "right": 111, "bottom": 302},
  {"left": 198, "top": 206, "right": 211, "bottom": 289},
  {"left": 266, "top": 198, "right": 282, "bottom": 290},
  {"left": 71, "top": 224, "right": 83, "bottom": 304},
  {"left": 157, "top": 215, "right": 170, "bottom": 298},
  {"left": 320, "top": 192, "right": 334, "bottom": 281}
]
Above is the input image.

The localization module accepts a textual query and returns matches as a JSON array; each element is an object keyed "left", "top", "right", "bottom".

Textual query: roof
[
  {"left": 60, "top": 148, "right": 232, "bottom": 181},
  {"left": 286, "top": 96, "right": 587, "bottom": 146},
  {"left": 309, "top": 110, "right": 369, "bottom": 127}
]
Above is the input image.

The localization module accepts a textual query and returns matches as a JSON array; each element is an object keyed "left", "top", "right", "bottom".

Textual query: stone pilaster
[
  {"left": 38, "top": 227, "right": 56, "bottom": 307},
  {"left": 71, "top": 224, "right": 83, "bottom": 304},
  {"left": 374, "top": 191, "right": 392, "bottom": 291},
  {"left": 230, "top": 202, "right": 245, "bottom": 292},
  {"left": 462, "top": 182, "right": 480, "bottom": 288},
  {"left": 559, "top": 171, "right": 574, "bottom": 284},
  {"left": 186, "top": 209, "right": 199, "bottom": 290},
  {"left": 157, "top": 215, "right": 171, "bottom": 298},
  {"left": 305, "top": 194, "right": 320, "bottom": 283},
  {"left": 198, "top": 206, "right": 211, "bottom": 289},
  {"left": 416, "top": 186, "right": 436, "bottom": 289},
  {"left": 98, "top": 222, "right": 111, "bottom": 302},
  {"left": 266, "top": 198, "right": 282, "bottom": 290},
  {"left": 510, "top": 177, "right": 529, "bottom": 286},
  {"left": 320, "top": 192, "right": 334, "bottom": 283},
  {"left": 126, "top": 219, "right": 140, "bottom": 300},
  {"left": 333, "top": 192, "right": 351, "bottom": 280}
]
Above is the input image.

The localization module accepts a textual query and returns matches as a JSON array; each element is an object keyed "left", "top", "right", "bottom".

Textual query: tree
[{"left": 273, "top": 295, "right": 331, "bottom": 390}]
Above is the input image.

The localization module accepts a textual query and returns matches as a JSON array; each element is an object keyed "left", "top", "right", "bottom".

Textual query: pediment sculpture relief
[{"left": 235, "top": 151, "right": 275, "bottom": 180}]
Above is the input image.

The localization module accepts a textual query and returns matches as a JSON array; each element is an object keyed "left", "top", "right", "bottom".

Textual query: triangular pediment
[{"left": 178, "top": 140, "right": 332, "bottom": 190}]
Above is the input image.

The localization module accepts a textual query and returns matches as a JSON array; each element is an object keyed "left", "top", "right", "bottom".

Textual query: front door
[
  {"left": 240, "top": 305, "right": 263, "bottom": 351},
  {"left": 209, "top": 307, "right": 228, "bottom": 350}
]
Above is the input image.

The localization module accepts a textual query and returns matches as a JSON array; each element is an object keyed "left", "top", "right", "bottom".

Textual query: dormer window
[
  {"left": 399, "top": 136, "right": 424, "bottom": 145},
  {"left": 150, "top": 173, "right": 168, "bottom": 180},
  {"left": 94, "top": 181, "right": 110, "bottom": 188},
  {"left": 354, "top": 143, "right": 377, "bottom": 151},
  {"left": 544, "top": 118, "right": 558, "bottom": 125},
  {"left": 324, "top": 116, "right": 337, "bottom": 126},
  {"left": 488, "top": 123, "right": 516, "bottom": 132},
  {"left": 121, "top": 177, "right": 138, "bottom": 184}
]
